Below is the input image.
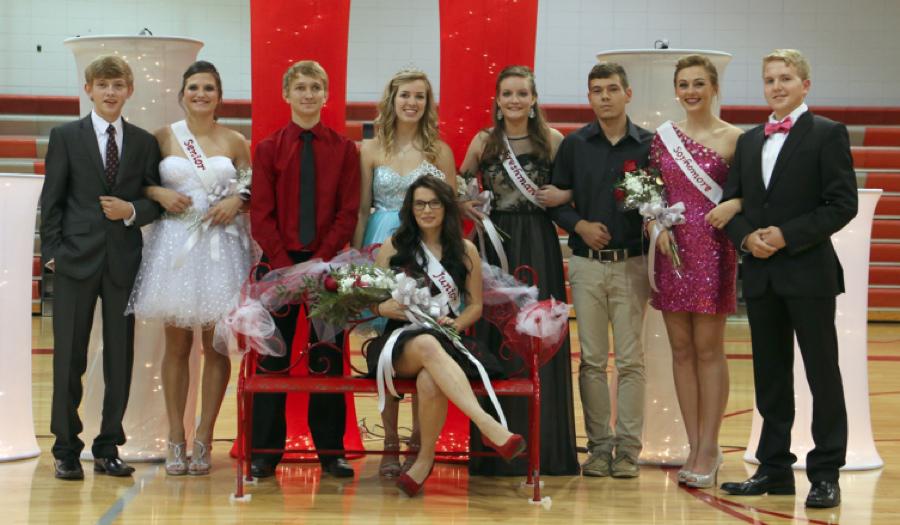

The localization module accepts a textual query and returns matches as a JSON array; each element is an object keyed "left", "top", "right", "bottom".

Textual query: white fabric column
[{"left": 0, "top": 174, "right": 43, "bottom": 461}]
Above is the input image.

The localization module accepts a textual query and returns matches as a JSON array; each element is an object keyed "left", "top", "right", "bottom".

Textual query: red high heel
[
  {"left": 396, "top": 463, "right": 434, "bottom": 497},
  {"left": 482, "top": 433, "right": 526, "bottom": 462}
]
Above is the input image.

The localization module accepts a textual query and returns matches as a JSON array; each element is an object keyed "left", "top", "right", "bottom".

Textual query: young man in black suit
[
  {"left": 718, "top": 49, "right": 857, "bottom": 508},
  {"left": 40, "top": 55, "right": 162, "bottom": 480}
]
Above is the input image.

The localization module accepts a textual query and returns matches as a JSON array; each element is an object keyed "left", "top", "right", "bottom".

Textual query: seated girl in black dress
[{"left": 367, "top": 175, "right": 524, "bottom": 496}]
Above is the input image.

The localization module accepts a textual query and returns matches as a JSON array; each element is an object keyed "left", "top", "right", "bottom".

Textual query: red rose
[
  {"left": 623, "top": 159, "right": 637, "bottom": 172},
  {"left": 614, "top": 188, "right": 626, "bottom": 202},
  {"left": 353, "top": 275, "right": 369, "bottom": 288},
  {"left": 323, "top": 275, "right": 339, "bottom": 292}
]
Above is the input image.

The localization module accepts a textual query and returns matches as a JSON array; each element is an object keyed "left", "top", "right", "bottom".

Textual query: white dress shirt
[
  {"left": 761, "top": 103, "right": 808, "bottom": 188},
  {"left": 90, "top": 110, "right": 124, "bottom": 165},
  {"left": 90, "top": 110, "right": 136, "bottom": 225}
]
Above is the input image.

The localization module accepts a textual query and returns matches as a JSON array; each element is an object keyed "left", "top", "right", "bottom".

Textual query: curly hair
[
  {"left": 481, "top": 65, "right": 553, "bottom": 164},
  {"left": 373, "top": 69, "right": 440, "bottom": 162},
  {"left": 390, "top": 175, "right": 470, "bottom": 300}
]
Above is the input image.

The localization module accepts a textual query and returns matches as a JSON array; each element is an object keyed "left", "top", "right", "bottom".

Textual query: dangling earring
[
  {"left": 496, "top": 108, "right": 503, "bottom": 121},
  {"left": 529, "top": 106, "right": 536, "bottom": 119}
]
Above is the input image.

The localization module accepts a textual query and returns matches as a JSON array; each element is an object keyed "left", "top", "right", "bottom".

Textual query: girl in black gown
[{"left": 459, "top": 65, "right": 579, "bottom": 475}]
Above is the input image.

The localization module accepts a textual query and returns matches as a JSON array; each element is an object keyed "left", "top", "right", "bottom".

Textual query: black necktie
[
  {"left": 105, "top": 124, "right": 119, "bottom": 187},
  {"left": 299, "top": 130, "right": 316, "bottom": 246}
]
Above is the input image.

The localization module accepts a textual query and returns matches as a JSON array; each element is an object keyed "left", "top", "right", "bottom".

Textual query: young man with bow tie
[{"left": 718, "top": 49, "right": 858, "bottom": 509}]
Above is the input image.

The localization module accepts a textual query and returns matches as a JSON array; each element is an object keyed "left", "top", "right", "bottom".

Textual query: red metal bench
[{"left": 232, "top": 275, "right": 560, "bottom": 503}]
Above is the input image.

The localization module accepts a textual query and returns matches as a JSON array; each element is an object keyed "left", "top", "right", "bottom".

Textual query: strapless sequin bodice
[{"left": 372, "top": 160, "right": 445, "bottom": 211}]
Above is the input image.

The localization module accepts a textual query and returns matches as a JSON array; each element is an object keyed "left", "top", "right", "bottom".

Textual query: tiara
[{"left": 396, "top": 63, "right": 425, "bottom": 75}]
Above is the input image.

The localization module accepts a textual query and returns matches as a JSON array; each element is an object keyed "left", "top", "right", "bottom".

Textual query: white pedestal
[
  {"left": 596, "top": 49, "right": 732, "bottom": 465},
  {"left": 64, "top": 36, "right": 204, "bottom": 462},
  {"left": 64, "top": 35, "right": 203, "bottom": 131},
  {"left": 744, "top": 189, "right": 883, "bottom": 470},
  {"left": 0, "top": 174, "right": 43, "bottom": 461}
]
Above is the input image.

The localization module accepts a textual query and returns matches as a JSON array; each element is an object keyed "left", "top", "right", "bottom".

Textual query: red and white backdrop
[{"left": 247, "top": 0, "right": 539, "bottom": 459}]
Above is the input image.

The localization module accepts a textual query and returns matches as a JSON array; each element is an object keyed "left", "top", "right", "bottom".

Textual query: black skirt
[{"left": 365, "top": 319, "right": 505, "bottom": 380}]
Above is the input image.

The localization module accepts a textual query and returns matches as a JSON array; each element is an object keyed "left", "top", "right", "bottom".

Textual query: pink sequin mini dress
[{"left": 649, "top": 125, "right": 737, "bottom": 315}]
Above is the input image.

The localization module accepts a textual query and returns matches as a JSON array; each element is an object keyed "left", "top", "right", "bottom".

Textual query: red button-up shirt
[{"left": 251, "top": 121, "right": 360, "bottom": 268}]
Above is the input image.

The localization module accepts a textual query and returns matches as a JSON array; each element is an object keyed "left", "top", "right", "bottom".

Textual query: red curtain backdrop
[
  {"left": 437, "top": 0, "right": 540, "bottom": 456},
  {"left": 438, "top": 0, "right": 540, "bottom": 163},
  {"left": 247, "top": 0, "right": 361, "bottom": 461},
  {"left": 250, "top": 0, "right": 351, "bottom": 150}
]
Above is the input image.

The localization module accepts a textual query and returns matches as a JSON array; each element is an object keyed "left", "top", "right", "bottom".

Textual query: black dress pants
[
  {"left": 51, "top": 270, "right": 134, "bottom": 460},
  {"left": 745, "top": 284, "right": 848, "bottom": 482},
  {"left": 250, "top": 251, "right": 346, "bottom": 466}
]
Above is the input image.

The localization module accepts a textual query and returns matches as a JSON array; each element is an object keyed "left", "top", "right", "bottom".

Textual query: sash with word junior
[
  {"left": 656, "top": 121, "right": 723, "bottom": 205},
  {"left": 501, "top": 134, "right": 544, "bottom": 209},
  {"left": 421, "top": 241, "right": 462, "bottom": 315},
  {"left": 170, "top": 120, "right": 247, "bottom": 268}
]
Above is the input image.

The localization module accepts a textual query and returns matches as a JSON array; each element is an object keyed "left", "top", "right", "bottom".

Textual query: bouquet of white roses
[{"left": 615, "top": 160, "right": 684, "bottom": 283}]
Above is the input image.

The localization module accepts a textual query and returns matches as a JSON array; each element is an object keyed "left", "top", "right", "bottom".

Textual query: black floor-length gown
[{"left": 468, "top": 151, "right": 579, "bottom": 475}]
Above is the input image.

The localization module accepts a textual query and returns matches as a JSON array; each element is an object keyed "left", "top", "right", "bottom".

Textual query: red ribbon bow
[{"left": 764, "top": 117, "right": 793, "bottom": 137}]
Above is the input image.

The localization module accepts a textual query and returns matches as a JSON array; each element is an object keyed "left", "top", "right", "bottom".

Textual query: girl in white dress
[{"left": 128, "top": 61, "right": 252, "bottom": 475}]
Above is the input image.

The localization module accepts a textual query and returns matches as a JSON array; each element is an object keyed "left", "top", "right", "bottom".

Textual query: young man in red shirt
[{"left": 249, "top": 60, "right": 361, "bottom": 478}]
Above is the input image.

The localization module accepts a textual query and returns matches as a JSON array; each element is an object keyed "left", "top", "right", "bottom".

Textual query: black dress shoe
[
  {"left": 54, "top": 458, "right": 84, "bottom": 480},
  {"left": 93, "top": 457, "right": 135, "bottom": 477},
  {"left": 720, "top": 472, "right": 795, "bottom": 496},
  {"left": 806, "top": 480, "right": 841, "bottom": 508},
  {"left": 250, "top": 459, "right": 276, "bottom": 479},
  {"left": 322, "top": 458, "right": 354, "bottom": 478}
]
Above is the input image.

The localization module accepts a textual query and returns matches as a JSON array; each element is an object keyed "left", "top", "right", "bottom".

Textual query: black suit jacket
[
  {"left": 721, "top": 111, "right": 858, "bottom": 299},
  {"left": 40, "top": 115, "right": 162, "bottom": 288}
]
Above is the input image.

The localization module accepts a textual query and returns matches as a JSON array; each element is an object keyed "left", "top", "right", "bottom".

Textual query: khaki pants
[{"left": 569, "top": 255, "right": 649, "bottom": 458}]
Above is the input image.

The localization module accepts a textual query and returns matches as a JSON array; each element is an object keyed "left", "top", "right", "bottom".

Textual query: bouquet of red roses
[{"left": 308, "top": 264, "right": 398, "bottom": 327}]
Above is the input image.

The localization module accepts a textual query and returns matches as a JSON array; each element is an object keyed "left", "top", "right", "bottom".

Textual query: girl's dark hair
[
  {"left": 179, "top": 60, "right": 223, "bottom": 108},
  {"left": 481, "top": 65, "right": 552, "bottom": 163},
  {"left": 390, "top": 175, "right": 470, "bottom": 300}
]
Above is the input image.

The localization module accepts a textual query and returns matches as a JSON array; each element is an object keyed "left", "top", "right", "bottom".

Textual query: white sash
[
  {"left": 501, "top": 135, "right": 544, "bottom": 209},
  {"left": 171, "top": 120, "right": 220, "bottom": 194},
  {"left": 169, "top": 120, "right": 246, "bottom": 268},
  {"left": 657, "top": 121, "right": 723, "bottom": 205},
  {"left": 420, "top": 242, "right": 461, "bottom": 316}
]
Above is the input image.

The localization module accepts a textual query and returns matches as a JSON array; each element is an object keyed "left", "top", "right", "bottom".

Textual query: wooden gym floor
[{"left": 6, "top": 316, "right": 899, "bottom": 524}]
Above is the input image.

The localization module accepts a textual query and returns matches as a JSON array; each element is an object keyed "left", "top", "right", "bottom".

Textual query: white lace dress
[{"left": 127, "top": 155, "right": 252, "bottom": 327}]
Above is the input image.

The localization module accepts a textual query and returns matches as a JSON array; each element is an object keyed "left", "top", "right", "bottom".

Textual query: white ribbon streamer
[
  {"left": 640, "top": 201, "right": 686, "bottom": 292},
  {"left": 464, "top": 178, "right": 509, "bottom": 273}
]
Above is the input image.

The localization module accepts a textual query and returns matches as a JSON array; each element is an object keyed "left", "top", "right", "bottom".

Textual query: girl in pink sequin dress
[{"left": 647, "top": 55, "right": 743, "bottom": 488}]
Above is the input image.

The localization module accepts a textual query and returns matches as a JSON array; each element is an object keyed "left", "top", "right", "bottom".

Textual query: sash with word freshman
[
  {"left": 501, "top": 134, "right": 544, "bottom": 209},
  {"left": 170, "top": 120, "right": 246, "bottom": 267}
]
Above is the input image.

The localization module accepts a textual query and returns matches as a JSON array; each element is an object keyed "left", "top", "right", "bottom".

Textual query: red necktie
[
  {"left": 764, "top": 117, "right": 793, "bottom": 137},
  {"left": 105, "top": 124, "right": 119, "bottom": 187}
]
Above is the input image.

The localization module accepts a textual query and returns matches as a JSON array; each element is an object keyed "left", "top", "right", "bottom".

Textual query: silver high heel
[
  {"left": 677, "top": 468, "right": 693, "bottom": 484},
  {"left": 166, "top": 441, "right": 188, "bottom": 476},
  {"left": 686, "top": 450, "right": 724, "bottom": 489},
  {"left": 188, "top": 440, "right": 212, "bottom": 476}
]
